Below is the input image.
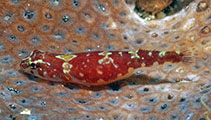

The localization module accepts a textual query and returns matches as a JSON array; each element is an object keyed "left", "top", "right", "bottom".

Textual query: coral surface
[
  {"left": 0, "top": 0, "right": 210, "bottom": 120},
  {"left": 135, "top": 0, "right": 173, "bottom": 14}
]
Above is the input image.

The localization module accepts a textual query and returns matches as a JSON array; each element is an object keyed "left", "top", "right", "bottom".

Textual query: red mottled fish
[{"left": 20, "top": 49, "right": 189, "bottom": 86}]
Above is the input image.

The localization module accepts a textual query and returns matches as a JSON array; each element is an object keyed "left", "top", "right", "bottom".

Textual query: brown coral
[
  {"left": 0, "top": 0, "right": 210, "bottom": 119},
  {"left": 136, "top": 0, "right": 173, "bottom": 14}
]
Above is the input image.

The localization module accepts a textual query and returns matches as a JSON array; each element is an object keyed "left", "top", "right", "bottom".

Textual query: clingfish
[{"left": 20, "top": 49, "right": 188, "bottom": 86}]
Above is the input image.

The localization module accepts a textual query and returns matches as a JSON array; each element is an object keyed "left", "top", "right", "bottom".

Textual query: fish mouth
[
  {"left": 19, "top": 67, "right": 25, "bottom": 72},
  {"left": 20, "top": 58, "right": 30, "bottom": 70}
]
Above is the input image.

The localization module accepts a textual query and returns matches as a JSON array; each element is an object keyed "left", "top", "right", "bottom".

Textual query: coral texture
[
  {"left": 0, "top": 0, "right": 210, "bottom": 120},
  {"left": 136, "top": 0, "right": 173, "bottom": 14}
]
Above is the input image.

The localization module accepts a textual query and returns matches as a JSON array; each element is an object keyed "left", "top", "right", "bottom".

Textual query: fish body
[{"left": 20, "top": 49, "right": 184, "bottom": 86}]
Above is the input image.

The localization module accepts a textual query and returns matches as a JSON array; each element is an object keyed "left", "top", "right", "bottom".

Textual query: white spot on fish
[
  {"left": 43, "top": 71, "right": 47, "bottom": 76},
  {"left": 62, "top": 62, "right": 73, "bottom": 74},
  {"left": 176, "top": 51, "right": 180, "bottom": 54},
  {"left": 32, "top": 59, "right": 50, "bottom": 66},
  {"left": 87, "top": 59, "right": 90, "bottom": 63},
  {"left": 128, "top": 50, "right": 140, "bottom": 59},
  {"left": 98, "top": 51, "right": 118, "bottom": 68},
  {"left": 148, "top": 52, "right": 152, "bottom": 56},
  {"left": 97, "top": 70, "right": 103, "bottom": 75},
  {"left": 79, "top": 73, "right": 84, "bottom": 77},
  {"left": 118, "top": 52, "right": 123, "bottom": 56},
  {"left": 98, "top": 51, "right": 112, "bottom": 56},
  {"left": 159, "top": 51, "right": 166, "bottom": 57}
]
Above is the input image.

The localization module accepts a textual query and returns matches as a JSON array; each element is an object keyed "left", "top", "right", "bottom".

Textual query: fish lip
[
  {"left": 20, "top": 59, "right": 29, "bottom": 70},
  {"left": 19, "top": 67, "right": 25, "bottom": 72}
]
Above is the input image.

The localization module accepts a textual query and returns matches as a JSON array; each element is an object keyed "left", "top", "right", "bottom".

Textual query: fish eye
[{"left": 30, "top": 62, "right": 36, "bottom": 69}]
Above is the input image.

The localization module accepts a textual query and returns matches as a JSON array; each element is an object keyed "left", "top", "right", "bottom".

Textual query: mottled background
[{"left": 0, "top": 0, "right": 210, "bottom": 120}]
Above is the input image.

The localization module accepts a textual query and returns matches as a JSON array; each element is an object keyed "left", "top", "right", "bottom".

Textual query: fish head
[{"left": 20, "top": 50, "right": 46, "bottom": 75}]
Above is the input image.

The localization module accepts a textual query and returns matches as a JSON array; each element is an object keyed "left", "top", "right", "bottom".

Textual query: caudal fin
[
  {"left": 181, "top": 50, "right": 193, "bottom": 63},
  {"left": 180, "top": 46, "right": 206, "bottom": 64}
]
